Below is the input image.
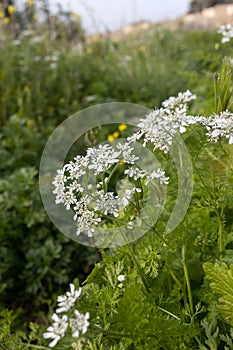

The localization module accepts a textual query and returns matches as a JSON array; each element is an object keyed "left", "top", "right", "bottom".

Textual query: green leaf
[
  {"left": 0, "top": 309, "right": 14, "bottom": 341},
  {"left": 203, "top": 262, "right": 233, "bottom": 325}
]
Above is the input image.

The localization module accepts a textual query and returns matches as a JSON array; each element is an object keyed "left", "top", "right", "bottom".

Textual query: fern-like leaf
[{"left": 203, "top": 262, "right": 233, "bottom": 325}]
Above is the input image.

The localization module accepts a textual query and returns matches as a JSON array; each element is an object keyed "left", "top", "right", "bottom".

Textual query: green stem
[
  {"left": 115, "top": 222, "right": 150, "bottom": 295},
  {"left": 183, "top": 277, "right": 188, "bottom": 308},
  {"left": 104, "top": 162, "right": 120, "bottom": 189},
  {"left": 125, "top": 242, "right": 151, "bottom": 295},
  {"left": 193, "top": 164, "right": 212, "bottom": 198},
  {"left": 168, "top": 269, "right": 183, "bottom": 290},
  {"left": 206, "top": 150, "right": 227, "bottom": 168},
  {"left": 182, "top": 245, "right": 194, "bottom": 317},
  {"left": 214, "top": 72, "right": 218, "bottom": 113},
  {"left": 22, "top": 344, "right": 50, "bottom": 350},
  {"left": 158, "top": 306, "right": 181, "bottom": 321},
  {"left": 195, "top": 335, "right": 202, "bottom": 347},
  {"left": 133, "top": 179, "right": 142, "bottom": 214},
  {"left": 216, "top": 209, "right": 224, "bottom": 259}
]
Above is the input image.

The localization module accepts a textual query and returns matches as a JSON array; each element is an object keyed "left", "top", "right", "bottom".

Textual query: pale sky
[{"left": 50, "top": 0, "right": 191, "bottom": 34}]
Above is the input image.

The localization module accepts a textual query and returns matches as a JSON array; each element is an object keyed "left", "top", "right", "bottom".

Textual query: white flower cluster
[
  {"left": 206, "top": 111, "right": 233, "bottom": 144},
  {"left": 53, "top": 140, "right": 168, "bottom": 237},
  {"left": 86, "top": 144, "right": 119, "bottom": 175},
  {"left": 53, "top": 90, "right": 233, "bottom": 239},
  {"left": 43, "top": 284, "right": 89, "bottom": 348},
  {"left": 128, "top": 90, "right": 198, "bottom": 153},
  {"left": 162, "top": 89, "right": 196, "bottom": 109},
  {"left": 218, "top": 24, "right": 233, "bottom": 44},
  {"left": 43, "top": 314, "right": 68, "bottom": 348},
  {"left": 128, "top": 90, "right": 233, "bottom": 152},
  {"left": 56, "top": 283, "right": 82, "bottom": 313},
  {"left": 125, "top": 167, "right": 169, "bottom": 185}
]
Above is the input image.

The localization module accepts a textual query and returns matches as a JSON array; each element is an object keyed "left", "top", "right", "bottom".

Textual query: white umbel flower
[
  {"left": 56, "top": 284, "right": 82, "bottom": 313},
  {"left": 86, "top": 144, "right": 119, "bottom": 174},
  {"left": 206, "top": 111, "right": 233, "bottom": 144},
  {"left": 119, "top": 188, "right": 141, "bottom": 207},
  {"left": 162, "top": 90, "right": 196, "bottom": 109},
  {"left": 129, "top": 91, "right": 197, "bottom": 153},
  {"left": 124, "top": 167, "right": 147, "bottom": 180},
  {"left": 43, "top": 314, "right": 68, "bottom": 348},
  {"left": 75, "top": 210, "right": 101, "bottom": 237},
  {"left": 94, "top": 190, "right": 120, "bottom": 217},
  {"left": 70, "top": 310, "right": 90, "bottom": 338},
  {"left": 116, "top": 142, "right": 139, "bottom": 164},
  {"left": 148, "top": 169, "right": 169, "bottom": 185}
]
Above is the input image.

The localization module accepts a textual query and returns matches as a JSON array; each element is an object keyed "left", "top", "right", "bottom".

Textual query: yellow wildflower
[
  {"left": 113, "top": 131, "right": 119, "bottom": 138},
  {"left": 0, "top": 12, "right": 4, "bottom": 19},
  {"left": 27, "top": 0, "right": 34, "bottom": 6},
  {"left": 71, "top": 12, "right": 81, "bottom": 20},
  {"left": 107, "top": 134, "right": 115, "bottom": 142},
  {"left": 26, "top": 119, "right": 34, "bottom": 127},
  {"left": 8, "top": 5, "right": 16, "bottom": 15},
  {"left": 118, "top": 123, "right": 127, "bottom": 132},
  {"left": 91, "top": 35, "right": 100, "bottom": 43},
  {"left": 139, "top": 45, "right": 146, "bottom": 53},
  {"left": 3, "top": 17, "right": 10, "bottom": 24},
  {"left": 23, "top": 86, "right": 30, "bottom": 93}
]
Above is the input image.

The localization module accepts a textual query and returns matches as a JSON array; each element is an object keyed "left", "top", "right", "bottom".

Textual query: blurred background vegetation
[{"left": 0, "top": 0, "right": 233, "bottom": 335}]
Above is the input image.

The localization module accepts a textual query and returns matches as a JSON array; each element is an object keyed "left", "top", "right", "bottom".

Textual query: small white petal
[
  {"left": 118, "top": 274, "right": 126, "bottom": 282},
  {"left": 51, "top": 313, "right": 59, "bottom": 322},
  {"left": 211, "top": 129, "right": 221, "bottom": 138},
  {"left": 49, "top": 336, "right": 60, "bottom": 348},
  {"left": 70, "top": 283, "right": 75, "bottom": 294},
  {"left": 179, "top": 125, "right": 187, "bottom": 134},
  {"left": 43, "top": 332, "right": 54, "bottom": 339},
  {"left": 72, "top": 330, "right": 80, "bottom": 338},
  {"left": 85, "top": 312, "right": 90, "bottom": 320}
]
